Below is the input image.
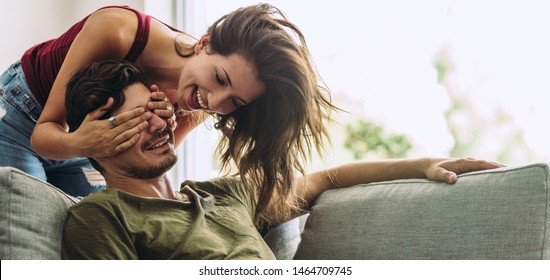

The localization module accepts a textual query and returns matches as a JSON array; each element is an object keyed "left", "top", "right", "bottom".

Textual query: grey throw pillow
[{"left": 0, "top": 167, "right": 78, "bottom": 259}]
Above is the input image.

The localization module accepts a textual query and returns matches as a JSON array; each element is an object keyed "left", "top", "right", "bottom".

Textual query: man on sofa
[{"left": 61, "top": 59, "right": 502, "bottom": 259}]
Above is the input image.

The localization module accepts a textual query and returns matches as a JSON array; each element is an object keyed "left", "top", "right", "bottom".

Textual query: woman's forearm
[
  {"left": 324, "top": 158, "right": 428, "bottom": 188},
  {"left": 299, "top": 158, "right": 427, "bottom": 204},
  {"left": 299, "top": 157, "right": 502, "bottom": 205},
  {"left": 31, "top": 122, "right": 81, "bottom": 160}
]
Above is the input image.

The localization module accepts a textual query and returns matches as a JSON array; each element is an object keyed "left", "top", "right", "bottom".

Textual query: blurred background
[{"left": 2, "top": 0, "right": 549, "bottom": 183}]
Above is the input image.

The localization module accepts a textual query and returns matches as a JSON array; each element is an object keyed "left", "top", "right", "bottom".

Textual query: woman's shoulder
[
  {"left": 85, "top": 6, "right": 142, "bottom": 28},
  {"left": 76, "top": 7, "right": 143, "bottom": 55}
]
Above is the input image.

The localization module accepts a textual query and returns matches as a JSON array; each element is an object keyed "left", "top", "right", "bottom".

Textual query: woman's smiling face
[{"left": 176, "top": 36, "right": 265, "bottom": 115}]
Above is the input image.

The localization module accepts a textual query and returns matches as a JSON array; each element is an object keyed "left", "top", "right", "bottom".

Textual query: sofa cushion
[
  {"left": 263, "top": 217, "right": 302, "bottom": 260},
  {"left": 0, "top": 167, "right": 78, "bottom": 259},
  {"left": 294, "top": 163, "right": 550, "bottom": 259}
]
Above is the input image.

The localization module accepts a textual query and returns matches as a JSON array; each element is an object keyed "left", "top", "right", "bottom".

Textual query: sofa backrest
[
  {"left": 0, "top": 167, "right": 78, "bottom": 259},
  {"left": 294, "top": 163, "right": 550, "bottom": 259}
]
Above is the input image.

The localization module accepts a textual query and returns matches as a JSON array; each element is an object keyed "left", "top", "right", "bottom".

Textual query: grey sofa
[{"left": 1, "top": 163, "right": 549, "bottom": 260}]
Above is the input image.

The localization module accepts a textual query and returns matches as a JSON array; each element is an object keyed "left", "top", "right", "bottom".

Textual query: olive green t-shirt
[{"left": 62, "top": 177, "right": 275, "bottom": 260}]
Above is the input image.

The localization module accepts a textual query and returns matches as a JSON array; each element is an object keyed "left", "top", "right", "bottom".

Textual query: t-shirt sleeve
[{"left": 62, "top": 202, "right": 138, "bottom": 260}]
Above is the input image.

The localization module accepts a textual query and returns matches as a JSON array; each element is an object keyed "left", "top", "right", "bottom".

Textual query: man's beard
[{"left": 122, "top": 153, "right": 177, "bottom": 179}]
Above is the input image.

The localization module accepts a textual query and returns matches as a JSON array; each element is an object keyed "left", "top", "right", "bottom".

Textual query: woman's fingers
[
  {"left": 149, "top": 84, "right": 160, "bottom": 93},
  {"left": 75, "top": 99, "right": 153, "bottom": 158},
  {"left": 148, "top": 88, "right": 175, "bottom": 118},
  {"left": 111, "top": 119, "right": 149, "bottom": 146},
  {"left": 428, "top": 158, "right": 504, "bottom": 184},
  {"left": 428, "top": 166, "right": 457, "bottom": 184},
  {"left": 111, "top": 134, "right": 142, "bottom": 155},
  {"left": 110, "top": 107, "right": 148, "bottom": 127},
  {"left": 103, "top": 109, "right": 151, "bottom": 153},
  {"left": 111, "top": 108, "right": 151, "bottom": 131},
  {"left": 450, "top": 158, "right": 503, "bottom": 174},
  {"left": 148, "top": 100, "right": 174, "bottom": 117}
]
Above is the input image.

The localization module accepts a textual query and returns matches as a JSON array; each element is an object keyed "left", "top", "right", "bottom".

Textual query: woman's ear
[{"left": 195, "top": 34, "right": 211, "bottom": 54}]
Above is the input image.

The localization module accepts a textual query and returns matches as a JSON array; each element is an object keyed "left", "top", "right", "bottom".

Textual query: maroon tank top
[{"left": 20, "top": 6, "right": 151, "bottom": 107}]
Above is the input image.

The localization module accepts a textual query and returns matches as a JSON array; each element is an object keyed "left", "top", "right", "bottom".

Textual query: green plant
[{"left": 343, "top": 118, "right": 412, "bottom": 160}]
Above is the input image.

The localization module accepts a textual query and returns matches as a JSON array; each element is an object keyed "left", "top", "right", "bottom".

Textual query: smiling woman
[
  {"left": 0, "top": 2, "right": 340, "bottom": 221},
  {"left": 176, "top": 47, "right": 264, "bottom": 115},
  {"left": 198, "top": 0, "right": 550, "bottom": 171}
]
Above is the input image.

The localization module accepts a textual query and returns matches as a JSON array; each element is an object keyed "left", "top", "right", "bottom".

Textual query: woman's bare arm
[
  {"left": 30, "top": 8, "right": 150, "bottom": 159},
  {"left": 297, "top": 158, "right": 504, "bottom": 207}
]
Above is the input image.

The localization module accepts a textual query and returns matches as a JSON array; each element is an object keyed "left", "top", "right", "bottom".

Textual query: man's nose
[{"left": 148, "top": 114, "right": 167, "bottom": 133}]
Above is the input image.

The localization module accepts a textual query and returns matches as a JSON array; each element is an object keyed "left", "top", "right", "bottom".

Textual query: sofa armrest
[
  {"left": 294, "top": 163, "right": 550, "bottom": 260},
  {"left": 0, "top": 167, "right": 78, "bottom": 260}
]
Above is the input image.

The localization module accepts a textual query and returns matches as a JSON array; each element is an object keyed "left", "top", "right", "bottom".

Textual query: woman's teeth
[{"left": 197, "top": 90, "right": 208, "bottom": 109}]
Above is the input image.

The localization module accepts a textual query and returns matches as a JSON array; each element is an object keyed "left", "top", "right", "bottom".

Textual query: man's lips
[{"left": 142, "top": 131, "right": 173, "bottom": 151}]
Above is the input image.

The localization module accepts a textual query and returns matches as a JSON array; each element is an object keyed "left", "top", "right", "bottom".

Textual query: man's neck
[{"left": 104, "top": 174, "right": 175, "bottom": 200}]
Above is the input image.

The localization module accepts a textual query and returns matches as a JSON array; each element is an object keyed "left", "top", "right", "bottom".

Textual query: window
[
  {"left": 145, "top": 0, "right": 220, "bottom": 185},
  {"left": 151, "top": 0, "right": 550, "bottom": 186}
]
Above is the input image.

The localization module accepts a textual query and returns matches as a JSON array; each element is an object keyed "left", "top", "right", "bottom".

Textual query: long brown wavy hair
[{"left": 178, "top": 4, "right": 339, "bottom": 224}]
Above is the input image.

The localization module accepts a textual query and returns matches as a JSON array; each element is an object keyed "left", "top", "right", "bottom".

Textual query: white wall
[
  {"left": 0, "top": 0, "right": 210, "bottom": 185},
  {"left": 0, "top": 0, "right": 144, "bottom": 71}
]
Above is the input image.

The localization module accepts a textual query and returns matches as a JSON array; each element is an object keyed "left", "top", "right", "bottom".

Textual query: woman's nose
[{"left": 207, "top": 90, "right": 232, "bottom": 115}]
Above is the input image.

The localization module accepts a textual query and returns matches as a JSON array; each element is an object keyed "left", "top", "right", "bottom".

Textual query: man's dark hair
[{"left": 65, "top": 59, "right": 150, "bottom": 171}]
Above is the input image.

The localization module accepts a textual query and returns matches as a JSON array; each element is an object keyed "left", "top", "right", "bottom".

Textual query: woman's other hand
[
  {"left": 424, "top": 158, "right": 504, "bottom": 184},
  {"left": 147, "top": 85, "right": 176, "bottom": 130}
]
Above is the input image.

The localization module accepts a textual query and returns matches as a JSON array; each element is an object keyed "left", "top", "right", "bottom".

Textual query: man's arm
[{"left": 297, "top": 158, "right": 503, "bottom": 207}]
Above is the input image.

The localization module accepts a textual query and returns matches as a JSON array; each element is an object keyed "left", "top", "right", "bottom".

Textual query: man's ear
[{"left": 195, "top": 34, "right": 211, "bottom": 54}]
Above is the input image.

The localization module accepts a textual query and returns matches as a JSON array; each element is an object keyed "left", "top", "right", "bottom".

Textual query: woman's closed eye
[
  {"left": 215, "top": 72, "right": 225, "bottom": 85},
  {"left": 232, "top": 98, "right": 241, "bottom": 108}
]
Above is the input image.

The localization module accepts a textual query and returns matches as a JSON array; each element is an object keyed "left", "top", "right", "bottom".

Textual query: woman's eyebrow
[{"left": 221, "top": 66, "right": 248, "bottom": 105}]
